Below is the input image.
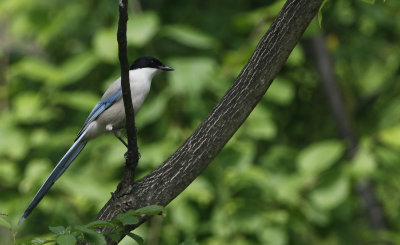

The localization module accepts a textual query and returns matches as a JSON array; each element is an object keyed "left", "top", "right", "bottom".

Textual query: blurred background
[{"left": 1, "top": 0, "right": 400, "bottom": 244}]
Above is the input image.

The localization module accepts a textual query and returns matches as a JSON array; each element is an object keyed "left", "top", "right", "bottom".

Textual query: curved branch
[{"left": 97, "top": 0, "right": 324, "bottom": 239}]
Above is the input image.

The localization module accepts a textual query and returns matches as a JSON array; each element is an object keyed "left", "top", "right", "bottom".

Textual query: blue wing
[{"left": 76, "top": 88, "right": 122, "bottom": 139}]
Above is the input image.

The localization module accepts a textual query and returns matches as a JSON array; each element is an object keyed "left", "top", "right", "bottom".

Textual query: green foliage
[
  {"left": 0, "top": 216, "right": 12, "bottom": 229},
  {"left": 180, "top": 239, "right": 199, "bottom": 245},
  {"left": 1, "top": 0, "right": 400, "bottom": 244},
  {"left": 298, "top": 140, "right": 345, "bottom": 176},
  {"left": 362, "top": 0, "right": 386, "bottom": 4},
  {"left": 125, "top": 232, "right": 144, "bottom": 245},
  {"left": 56, "top": 234, "right": 76, "bottom": 245},
  {"left": 318, "top": 0, "right": 329, "bottom": 27},
  {"left": 127, "top": 12, "right": 160, "bottom": 47},
  {"left": 29, "top": 205, "right": 164, "bottom": 245},
  {"left": 162, "top": 25, "right": 218, "bottom": 49}
]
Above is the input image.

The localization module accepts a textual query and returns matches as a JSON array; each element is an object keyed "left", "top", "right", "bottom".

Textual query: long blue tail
[{"left": 19, "top": 132, "right": 88, "bottom": 224}]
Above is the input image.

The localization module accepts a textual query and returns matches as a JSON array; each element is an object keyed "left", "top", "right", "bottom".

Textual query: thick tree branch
[
  {"left": 99, "top": 0, "right": 324, "bottom": 242},
  {"left": 117, "top": 0, "right": 139, "bottom": 189}
]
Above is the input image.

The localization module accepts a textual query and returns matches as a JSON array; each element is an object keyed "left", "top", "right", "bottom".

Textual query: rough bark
[{"left": 98, "top": 0, "right": 324, "bottom": 242}]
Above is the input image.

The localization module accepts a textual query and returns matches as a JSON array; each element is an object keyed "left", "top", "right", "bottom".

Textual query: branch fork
[{"left": 105, "top": 0, "right": 325, "bottom": 244}]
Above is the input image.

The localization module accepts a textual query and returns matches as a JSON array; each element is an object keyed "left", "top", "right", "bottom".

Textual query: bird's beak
[{"left": 159, "top": 65, "right": 174, "bottom": 71}]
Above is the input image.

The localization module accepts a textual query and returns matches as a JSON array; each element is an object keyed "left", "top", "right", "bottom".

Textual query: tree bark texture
[{"left": 97, "top": 0, "right": 324, "bottom": 239}]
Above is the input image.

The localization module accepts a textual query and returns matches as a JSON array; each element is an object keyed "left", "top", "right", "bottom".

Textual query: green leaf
[
  {"left": 61, "top": 52, "right": 98, "bottom": 84},
  {"left": 126, "top": 232, "right": 144, "bottom": 245},
  {"left": 266, "top": 78, "right": 295, "bottom": 105},
  {"left": 115, "top": 213, "right": 139, "bottom": 226},
  {"left": 14, "top": 92, "right": 54, "bottom": 123},
  {"left": 136, "top": 95, "right": 168, "bottom": 126},
  {"left": 359, "top": 63, "right": 388, "bottom": 96},
  {"left": 133, "top": 205, "right": 166, "bottom": 216},
  {"left": 310, "top": 177, "right": 350, "bottom": 210},
  {"left": 286, "top": 45, "right": 305, "bottom": 66},
  {"left": 163, "top": 25, "right": 218, "bottom": 49},
  {"left": 49, "top": 226, "right": 66, "bottom": 235},
  {"left": 0, "top": 216, "right": 11, "bottom": 229},
  {"left": 93, "top": 29, "right": 118, "bottom": 62},
  {"left": 318, "top": 0, "right": 329, "bottom": 27},
  {"left": 113, "top": 206, "right": 164, "bottom": 227},
  {"left": 56, "top": 234, "right": 77, "bottom": 245},
  {"left": 0, "top": 161, "right": 18, "bottom": 186},
  {"left": 107, "top": 232, "right": 121, "bottom": 242},
  {"left": 379, "top": 124, "right": 400, "bottom": 148},
  {"left": 168, "top": 57, "right": 216, "bottom": 96},
  {"left": 72, "top": 225, "right": 96, "bottom": 234},
  {"left": 0, "top": 117, "right": 28, "bottom": 160},
  {"left": 84, "top": 220, "right": 114, "bottom": 229},
  {"left": 11, "top": 57, "right": 61, "bottom": 85},
  {"left": 181, "top": 177, "right": 214, "bottom": 205},
  {"left": 127, "top": 12, "right": 160, "bottom": 47},
  {"left": 20, "top": 159, "right": 52, "bottom": 194},
  {"left": 301, "top": 202, "right": 329, "bottom": 225},
  {"left": 260, "top": 228, "right": 286, "bottom": 245},
  {"left": 245, "top": 105, "right": 277, "bottom": 140},
  {"left": 32, "top": 238, "right": 55, "bottom": 245},
  {"left": 350, "top": 145, "right": 376, "bottom": 178},
  {"left": 298, "top": 141, "right": 345, "bottom": 175},
  {"left": 84, "top": 233, "right": 106, "bottom": 245},
  {"left": 73, "top": 225, "right": 106, "bottom": 245},
  {"left": 54, "top": 91, "right": 99, "bottom": 111},
  {"left": 169, "top": 201, "right": 198, "bottom": 233}
]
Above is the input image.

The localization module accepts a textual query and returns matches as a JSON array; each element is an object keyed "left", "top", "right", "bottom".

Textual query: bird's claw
[{"left": 124, "top": 151, "right": 141, "bottom": 162}]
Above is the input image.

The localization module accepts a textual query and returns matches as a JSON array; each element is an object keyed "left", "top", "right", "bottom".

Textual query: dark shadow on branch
[{"left": 99, "top": 0, "right": 324, "bottom": 243}]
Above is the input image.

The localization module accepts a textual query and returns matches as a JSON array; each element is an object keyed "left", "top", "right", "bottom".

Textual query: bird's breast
[{"left": 130, "top": 77, "right": 151, "bottom": 114}]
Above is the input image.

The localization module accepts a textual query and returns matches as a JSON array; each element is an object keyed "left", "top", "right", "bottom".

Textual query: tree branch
[
  {"left": 117, "top": 0, "right": 140, "bottom": 190},
  {"left": 99, "top": 0, "right": 324, "bottom": 242},
  {"left": 304, "top": 34, "right": 388, "bottom": 231}
]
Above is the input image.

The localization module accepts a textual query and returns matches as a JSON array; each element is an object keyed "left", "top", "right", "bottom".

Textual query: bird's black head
[{"left": 129, "top": 56, "right": 174, "bottom": 71}]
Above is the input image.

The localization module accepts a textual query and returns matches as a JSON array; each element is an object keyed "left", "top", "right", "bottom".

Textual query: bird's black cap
[{"left": 129, "top": 56, "right": 174, "bottom": 71}]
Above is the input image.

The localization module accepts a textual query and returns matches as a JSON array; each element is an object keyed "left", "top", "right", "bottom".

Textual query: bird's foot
[{"left": 124, "top": 151, "right": 141, "bottom": 162}]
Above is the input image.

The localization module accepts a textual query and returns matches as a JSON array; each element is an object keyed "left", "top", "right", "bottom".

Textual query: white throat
[
  {"left": 128, "top": 67, "right": 159, "bottom": 114},
  {"left": 130, "top": 67, "right": 160, "bottom": 82}
]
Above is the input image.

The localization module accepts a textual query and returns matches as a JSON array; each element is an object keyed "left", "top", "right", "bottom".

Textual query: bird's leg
[
  {"left": 108, "top": 125, "right": 139, "bottom": 150},
  {"left": 117, "top": 134, "right": 129, "bottom": 148},
  {"left": 114, "top": 130, "right": 128, "bottom": 148},
  {"left": 107, "top": 125, "right": 128, "bottom": 148},
  {"left": 110, "top": 127, "right": 141, "bottom": 161}
]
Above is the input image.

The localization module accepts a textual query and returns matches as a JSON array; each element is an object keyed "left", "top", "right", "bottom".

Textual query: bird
[{"left": 19, "top": 56, "right": 174, "bottom": 224}]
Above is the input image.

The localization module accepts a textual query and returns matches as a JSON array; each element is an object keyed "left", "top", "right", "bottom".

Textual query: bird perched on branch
[{"left": 19, "top": 56, "right": 173, "bottom": 224}]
